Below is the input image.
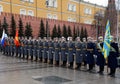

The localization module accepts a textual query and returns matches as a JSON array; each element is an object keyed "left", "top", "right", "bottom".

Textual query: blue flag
[{"left": 103, "top": 20, "right": 111, "bottom": 59}]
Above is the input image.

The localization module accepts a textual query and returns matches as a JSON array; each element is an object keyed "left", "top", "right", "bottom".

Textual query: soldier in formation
[{"left": 0, "top": 36, "right": 119, "bottom": 77}]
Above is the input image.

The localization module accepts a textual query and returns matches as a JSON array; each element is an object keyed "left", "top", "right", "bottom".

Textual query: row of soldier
[{"left": 0, "top": 36, "right": 119, "bottom": 77}]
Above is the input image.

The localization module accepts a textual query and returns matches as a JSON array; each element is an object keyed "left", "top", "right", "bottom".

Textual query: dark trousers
[
  {"left": 89, "top": 64, "right": 94, "bottom": 70},
  {"left": 76, "top": 63, "right": 81, "bottom": 68},
  {"left": 99, "top": 66, "right": 104, "bottom": 72},
  {"left": 110, "top": 68, "right": 116, "bottom": 75}
]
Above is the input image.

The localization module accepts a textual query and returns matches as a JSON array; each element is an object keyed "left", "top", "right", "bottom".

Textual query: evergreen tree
[
  {"left": 2, "top": 17, "right": 9, "bottom": 35},
  {"left": 51, "top": 24, "right": 57, "bottom": 39},
  {"left": 25, "top": 22, "right": 33, "bottom": 38},
  {"left": 80, "top": 27, "right": 84, "bottom": 41},
  {"left": 57, "top": 24, "right": 61, "bottom": 38},
  {"left": 73, "top": 25, "right": 77, "bottom": 40},
  {"left": 62, "top": 24, "right": 68, "bottom": 39},
  {"left": 45, "top": 21, "right": 49, "bottom": 37},
  {"left": 68, "top": 25, "right": 72, "bottom": 37},
  {"left": 39, "top": 19, "right": 45, "bottom": 39},
  {"left": 77, "top": 26, "right": 80, "bottom": 37},
  {"left": 10, "top": 15, "right": 16, "bottom": 37},
  {"left": 0, "top": 21, "right": 2, "bottom": 37},
  {"left": 18, "top": 17, "right": 24, "bottom": 37},
  {"left": 84, "top": 28, "right": 88, "bottom": 40}
]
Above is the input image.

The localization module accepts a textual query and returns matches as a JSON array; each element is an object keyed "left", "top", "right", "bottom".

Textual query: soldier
[
  {"left": 68, "top": 37, "right": 75, "bottom": 69},
  {"left": 54, "top": 38, "right": 60, "bottom": 66},
  {"left": 29, "top": 37, "right": 34, "bottom": 61},
  {"left": 108, "top": 36, "right": 119, "bottom": 77},
  {"left": 43, "top": 37, "right": 48, "bottom": 63},
  {"left": 48, "top": 37, "right": 54, "bottom": 64},
  {"left": 23, "top": 37, "right": 27, "bottom": 59},
  {"left": 34, "top": 38, "right": 39, "bottom": 61},
  {"left": 96, "top": 36, "right": 105, "bottom": 75},
  {"left": 38, "top": 37, "right": 43, "bottom": 62},
  {"left": 75, "top": 37, "right": 83, "bottom": 70},
  {"left": 15, "top": 37, "right": 20, "bottom": 57},
  {"left": 10, "top": 37, "right": 15, "bottom": 56},
  {"left": 19, "top": 37, "right": 24, "bottom": 58},
  {"left": 86, "top": 37, "right": 96, "bottom": 72},
  {"left": 82, "top": 38, "right": 87, "bottom": 68},
  {"left": 60, "top": 37, "right": 67, "bottom": 67}
]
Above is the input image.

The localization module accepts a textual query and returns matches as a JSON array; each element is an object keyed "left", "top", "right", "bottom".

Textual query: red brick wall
[{"left": 0, "top": 12, "right": 96, "bottom": 39}]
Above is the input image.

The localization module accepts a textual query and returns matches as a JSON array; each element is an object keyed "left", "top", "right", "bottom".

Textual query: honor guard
[
  {"left": 54, "top": 38, "right": 60, "bottom": 66},
  {"left": 68, "top": 37, "right": 75, "bottom": 68},
  {"left": 75, "top": 37, "right": 83, "bottom": 70},
  {"left": 60, "top": 37, "right": 67, "bottom": 67},
  {"left": 23, "top": 37, "right": 27, "bottom": 59},
  {"left": 43, "top": 37, "right": 48, "bottom": 63},
  {"left": 82, "top": 38, "right": 87, "bottom": 68},
  {"left": 15, "top": 37, "right": 20, "bottom": 57},
  {"left": 86, "top": 37, "right": 96, "bottom": 72},
  {"left": 38, "top": 37, "right": 43, "bottom": 62},
  {"left": 96, "top": 36, "right": 105, "bottom": 75},
  {"left": 108, "top": 36, "right": 119, "bottom": 77},
  {"left": 29, "top": 37, "right": 34, "bottom": 60},
  {"left": 48, "top": 37, "right": 54, "bottom": 64},
  {"left": 34, "top": 39, "right": 39, "bottom": 61},
  {"left": 19, "top": 37, "right": 24, "bottom": 58},
  {"left": 10, "top": 37, "right": 15, "bottom": 56}
]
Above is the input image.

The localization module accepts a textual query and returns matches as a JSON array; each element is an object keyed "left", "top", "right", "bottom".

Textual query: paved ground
[{"left": 0, "top": 53, "right": 120, "bottom": 84}]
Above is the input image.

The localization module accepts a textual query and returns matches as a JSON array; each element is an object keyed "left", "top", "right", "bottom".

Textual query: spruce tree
[
  {"left": 80, "top": 27, "right": 84, "bottom": 41},
  {"left": 18, "top": 17, "right": 24, "bottom": 37},
  {"left": 77, "top": 26, "right": 80, "bottom": 37},
  {"left": 68, "top": 25, "right": 72, "bottom": 37},
  {"left": 10, "top": 15, "right": 16, "bottom": 37},
  {"left": 57, "top": 24, "right": 61, "bottom": 38},
  {"left": 51, "top": 24, "right": 57, "bottom": 39},
  {"left": 25, "top": 22, "right": 33, "bottom": 38},
  {"left": 73, "top": 25, "right": 77, "bottom": 40},
  {"left": 84, "top": 28, "right": 88, "bottom": 40},
  {"left": 2, "top": 17, "right": 9, "bottom": 35},
  {"left": 0, "top": 21, "right": 2, "bottom": 37},
  {"left": 39, "top": 19, "right": 45, "bottom": 39},
  {"left": 62, "top": 24, "right": 68, "bottom": 39},
  {"left": 45, "top": 21, "right": 49, "bottom": 37}
]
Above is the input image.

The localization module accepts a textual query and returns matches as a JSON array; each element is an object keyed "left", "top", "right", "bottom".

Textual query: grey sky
[{"left": 83, "top": 0, "right": 108, "bottom": 6}]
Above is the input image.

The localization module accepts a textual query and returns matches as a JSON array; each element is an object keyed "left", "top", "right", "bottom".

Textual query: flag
[
  {"left": 1, "top": 29, "right": 7, "bottom": 46},
  {"left": 103, "top": 20, "right": 111, "bottom": 59},
  {"left": 14, "top": 29, "right": 20, "bottom": 47}
]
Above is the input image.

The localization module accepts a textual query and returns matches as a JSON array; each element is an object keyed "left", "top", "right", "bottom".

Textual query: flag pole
[{"left": 117, "top": 0, "right": 120, "bottom": 47}]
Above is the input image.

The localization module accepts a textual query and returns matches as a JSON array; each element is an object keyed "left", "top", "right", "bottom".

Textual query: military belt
[
  {"left": 87, "top": 49, "right": 93, "bottom": 51},
  {"left": 61, "top": 48, "right": 65, "bottom": 50},
  {"left": 76, "top": 49, "right": 81, "bottom": 51},
  {"left": 55, "top": 48, "right": 59, "bottom": 49},
  {"left": 69, "top": 48, "right": 73, "bottom": 50},
  {"left": 49, "top": 47, "right": 53, "bottom": 48}
]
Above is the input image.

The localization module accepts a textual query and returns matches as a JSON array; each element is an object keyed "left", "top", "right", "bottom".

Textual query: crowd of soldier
[{"left": 0, "top": 36, "right": 119, "bottom": 77}]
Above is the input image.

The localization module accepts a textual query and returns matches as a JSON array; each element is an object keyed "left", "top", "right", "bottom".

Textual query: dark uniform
[
  {"left": 48, "top": 40, "right": 54, "bottom": 64},
  {"left": 75, "top": 41, "right": 83, "bottom": 69},
  {"left": 34, "top": 40, "right": 39, "bottom": 61},
  {"left": 38, "top": 40, "right": 43, "bottom": 62},
  {"left": 82, "top": 41, "right": 87, "bottom": 67},
  {"left": 96, "top": 42, "right": 105, "bottom": 74},
  {"left": 68, "top": 41, "right": 75, "bottom": 68},
  {"left": 43, "top": 40, "right": 48, "bottom": 63},
  {"left": 54, "top": 40, "right": 60, "bottom": 66},
  {"left": 61, "top": 41, "right": 67, "bottom": 66},
  {"left": 86, "top": 41, "right": 95, "bottom": 71},
  {"left": 108, "top": 42, "right": 119, "bottom": 77}
]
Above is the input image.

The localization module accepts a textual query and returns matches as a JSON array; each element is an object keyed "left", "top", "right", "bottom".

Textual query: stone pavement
[{"left": 0, "top": 53, "right": 119, "bottom": 84}]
